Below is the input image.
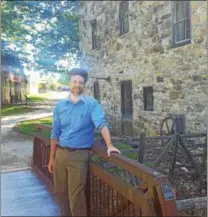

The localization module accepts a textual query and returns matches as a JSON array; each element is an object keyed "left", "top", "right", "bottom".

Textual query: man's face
[{"left": 69, "top": 74, "right": 85, "bottom": 95}]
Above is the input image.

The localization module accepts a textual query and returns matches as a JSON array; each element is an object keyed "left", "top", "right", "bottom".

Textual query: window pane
[
  {"left": 185, "top": 1, "right": 190, "bottom": 18},
  {"left": 124, "top": 17, "right": 129, "bottom": 33},
  {"left": 175, "top": 1, "right": 189, "bottom": 22},
  {"left": 185, "top": 19, "right": 191, "bottom": 40},
  {"left": 181, "top": 1, "right": 187, "bottom": 19},
  {"left": 119, "top": 1, "right": 128, "bottom": 34},
  {"left": 147, "top": 91, "right": 153, "bottom": 107},
  {"left": 120, "top": 2, "right": 124, "bottom": 18},
  {"left": 124, "top": 1, "right": 128, "bottom": 16},
  {"left": 176, "top": 21, "right": 185, "bottom": 42},
  {"left": 176, "top": 23, "right": 180, "bottom": 42},
  {"left": 174, "top": 24, "right": 177, "bottom": 43},
  {"left": 181, "top": 21, "right": 186, "bottom": 41},
  {"left": 147, "top": 99, "right": 152, "bottom": 107},
  {"left": 176, "top": 1, "right": 182, "bottom": 22},
  {"left": 94, "top": 81, "right": 100, "bottom": 100},
  {"left": 91, "top": 20, "right": 97, "bottom": 49},
  {"left": 143, "top": 87, "right": 153, "bottom": 111},
  {"left": 121, "top": 21, "right": 124, "bottom": 34}
]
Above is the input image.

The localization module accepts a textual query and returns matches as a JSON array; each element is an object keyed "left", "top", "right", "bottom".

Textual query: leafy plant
[{"left": 1, "top": 1, "right": 80, "bottom": 74}]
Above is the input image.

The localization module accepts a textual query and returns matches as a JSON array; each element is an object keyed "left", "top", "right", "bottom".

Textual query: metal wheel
[
  {"left": 160, "top": 115, "right": 176, "bottom": 136},
  {"left": 160, "top": 115, "right": 177, "bottom": 148}
]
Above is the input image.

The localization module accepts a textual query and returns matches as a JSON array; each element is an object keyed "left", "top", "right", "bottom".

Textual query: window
[
  {"left": 119, "top": 1, "right": 129, "bottom": 35},
  {"left": 172, "top": 1, "right": 191, "bottom": 47},
  {"left": 93, "top": 81, "right": 100, "bottom": 101},
  {"left": 143, "top": 87, "right": 154, "bottom": 111},
  {"left": 91, "top": 19, "right": 98, "bottom": 49}
]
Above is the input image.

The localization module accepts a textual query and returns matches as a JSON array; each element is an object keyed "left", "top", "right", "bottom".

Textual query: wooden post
[
  {"left": 153, "top": 136, "right": 174, "bottom": 168},
  {"left": 179, "top": 136, "right": 200, "bottom": 177},
  {"left": 138, "top": 133, "right": 145, "bottom": 163},
  {"left": 169, "top": 134, "right": 178, "bottom": 177}
]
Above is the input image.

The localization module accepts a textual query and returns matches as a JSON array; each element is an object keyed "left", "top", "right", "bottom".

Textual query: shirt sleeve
[
  {"left": 51, "top": 105, "right": 61, "bottom": 139},
  {"left": 91, "top": 100, "right": 111, "bottom": 131}
]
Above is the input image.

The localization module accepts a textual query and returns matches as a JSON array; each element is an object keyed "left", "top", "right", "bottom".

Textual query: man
[{"left": 48, "top": 68, "right": 120, "bottom": 217}]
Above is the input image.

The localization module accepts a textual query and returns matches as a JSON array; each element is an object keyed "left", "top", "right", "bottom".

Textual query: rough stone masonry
[{"left": 79, "top": 1, "right": 207, "bottom": 136}]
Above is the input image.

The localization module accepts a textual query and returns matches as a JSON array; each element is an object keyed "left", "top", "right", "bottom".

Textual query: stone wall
[{"left": 79, "top": 1, "right": 207, "bottom": 136}]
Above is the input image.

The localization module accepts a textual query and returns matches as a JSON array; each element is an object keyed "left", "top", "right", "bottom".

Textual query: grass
[
  {"left": 17, "top": 116, "right": 153, "bottom": 171},
  {"left": 91, "top": 142, "right": 154, "bottom": 178},
  {"left": 18, "top": 116, "right": 154, "bottom": 182},
  {"left": 91, "top": 142, "right": 138, "bottom": 175},
  {"left": 18, "top": 117, "right": 139, "bottom": 162},
  {"left": 91, "top": 142, "right": 139, "bottom": 183},
  {"left": 1, "top": 105, "right": 33, "bottom": 117},
  {"left": 17, "top": 116, "right": 52, "bottom": 136},
  {"left": 18, "top": 117, "right": 138, "bottom": 162},
  {"left": 27, "top": 93, "right": 50, "bottom": 102}
]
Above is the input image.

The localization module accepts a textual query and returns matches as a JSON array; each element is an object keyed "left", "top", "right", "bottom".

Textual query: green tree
[
  {"left": 1, "top": 1, "right": 80, "bottom": 74},
  {"left": 58, "top": 72, "right": 71, "bottom": 86}
]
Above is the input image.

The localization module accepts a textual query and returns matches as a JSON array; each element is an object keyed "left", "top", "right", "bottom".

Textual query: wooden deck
[{"left": 1, "top": 170, "right": 59, "bottom": 216}]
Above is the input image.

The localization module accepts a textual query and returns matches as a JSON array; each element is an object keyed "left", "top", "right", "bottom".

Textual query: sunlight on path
[
  {"left": 1, "top": 170, "right": 59, "bottom": 216},
  {"left": 1, "top": 107, "right": 53, "bottom": 171}
]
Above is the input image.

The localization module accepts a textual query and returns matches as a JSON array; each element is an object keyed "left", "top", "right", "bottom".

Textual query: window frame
[
  {"left": 143, "top": 86, "right": 154, "bottom": 111},
  {"left": 93, "top": 80, "right": 100, "bottom": 101},
  {"left": 91, "top": 19, "right": 98, "bottom": 50},
  {"left": 171, "top": 1, "right": 191, "bottom": 48},
  {"left": 119, "top": 1, "right": 129, "bottom": 36}
]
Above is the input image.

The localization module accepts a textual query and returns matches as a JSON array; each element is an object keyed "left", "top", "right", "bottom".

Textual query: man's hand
[
  {"left": 107, "top": 146, "right": 121, "bottom": 157},
  {"left": 48, "top": 158, "right": 55, "bottom": 174},
  {"left": 100, "top": 126, "right": 121, "bottom": 157}
]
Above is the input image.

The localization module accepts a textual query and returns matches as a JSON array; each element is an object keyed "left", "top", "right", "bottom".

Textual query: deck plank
[{"left": 1, "top": 170, "right": 59, "bottom": 216}]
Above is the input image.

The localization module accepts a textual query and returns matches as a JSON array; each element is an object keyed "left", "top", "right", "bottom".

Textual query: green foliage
[
  {"left": 48, "top": 83, "right": 56, "bottom": 91},
  {"left": 17, "top": 117, "right": 52, "bottom": 136},
  {"left": 1, "top": 1, "right": 80, "bottom": 74},
  {"left": 58, "top": 72, "right": 70, "bottom": 86},
  {"left": 27, "top": 94, "right": 49, "bottom": 102},
  {"left": 38, "top": 83, "right": 43, "bottom": 89},
  {"left": 1, "top": 105, "right": 33, "bottom": 117}
]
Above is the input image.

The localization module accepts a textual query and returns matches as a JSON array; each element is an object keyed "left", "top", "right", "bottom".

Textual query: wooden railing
[
  {"left": 32, "top": 124, "right": 53, "bottom": 191},
  {"left": 32, "top": 124, "right": 181, "bottom": 216}
]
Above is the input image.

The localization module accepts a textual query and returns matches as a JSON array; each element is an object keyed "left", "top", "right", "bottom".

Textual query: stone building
[{"left": 79, "top": 1, "right": 207, "bottom": 136}]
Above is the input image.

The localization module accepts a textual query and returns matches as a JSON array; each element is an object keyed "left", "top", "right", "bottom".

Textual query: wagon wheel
[
  {"left": 160, "top": 115, "right": 176, "bottom": 136},
  {"left": 160, "top": 115, "right": 177, "bottom": 150},
  {"left": 152, "top": 116, "right": 177, "bottom": 174}
]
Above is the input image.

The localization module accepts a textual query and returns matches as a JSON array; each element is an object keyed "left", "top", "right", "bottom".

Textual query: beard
[{"left": 70, "top": 87, "right": 83, "bottom": 95}]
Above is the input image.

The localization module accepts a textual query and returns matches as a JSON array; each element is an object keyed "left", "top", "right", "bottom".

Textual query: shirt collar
[{"left": 64, "top": 95, "right": 86, "bottom": 104}]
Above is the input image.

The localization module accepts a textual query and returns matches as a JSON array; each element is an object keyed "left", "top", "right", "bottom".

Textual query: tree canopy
[{"left": 1, "top": 1, "right": 80, "bottom": 74}]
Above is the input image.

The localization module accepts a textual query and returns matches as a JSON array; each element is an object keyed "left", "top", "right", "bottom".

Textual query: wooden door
[{"left": 121, "top": 81, "right": 133, "bottom": 136}]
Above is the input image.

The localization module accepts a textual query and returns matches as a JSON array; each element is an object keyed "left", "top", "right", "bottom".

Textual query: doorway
[{"left": 121, "top": 80, "right": 133, "bottom": 136}]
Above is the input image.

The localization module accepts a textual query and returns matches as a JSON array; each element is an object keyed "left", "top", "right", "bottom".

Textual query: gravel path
[{"left": 1, "top": 106, "right": 53, "bottom": 172}]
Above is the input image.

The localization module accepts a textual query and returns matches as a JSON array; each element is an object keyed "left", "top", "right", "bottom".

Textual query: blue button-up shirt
[{"left": 51, "top": 96, "right": 109, "bottom": 148}]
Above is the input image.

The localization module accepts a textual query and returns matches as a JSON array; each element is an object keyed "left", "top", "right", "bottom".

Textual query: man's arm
[
  {"left": 50, "top": 139, "right": 58, "bottom": 161},
  {"left": 101, "top": 126, "right": 113, "bottom": 148},
  {"left": 49, "top": 105, "right": 61, "bottom": 167},
  {"left": 91, "top": 100, "right": 120, "bottom": 156}
]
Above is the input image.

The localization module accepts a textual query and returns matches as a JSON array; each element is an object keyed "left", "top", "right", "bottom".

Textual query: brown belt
[{"left": 57, "top": 145, "right": 91, "bottom": 152}]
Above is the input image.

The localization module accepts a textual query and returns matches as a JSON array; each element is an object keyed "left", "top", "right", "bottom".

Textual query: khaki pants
[{"left": 54, "top": 147, "right": 90, "bottom": 216}]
